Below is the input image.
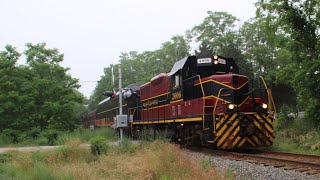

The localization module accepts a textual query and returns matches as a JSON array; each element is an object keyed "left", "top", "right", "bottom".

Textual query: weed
[
  {"left": 49, "top": 138, "right": 95, "bottom": 164},
  {"left": 0, "top": 154, "right": 12, "bottom": 163},
  {"left": 200, "top": 157, "right": 212, "bottom": 170},
  {"left": 0, "top": 141, "right": 226, "bottom": 179},
  {"left": 117, "top": 139, "right": 139, "bottom": 154},
  {"left": 89, "top": 136, "right": 108, "bottom": 155},
  {"left": 31, "top": 151, "right": 49, "bottom": 163},
  {"left": 226, "top": 168, "right": 233, "bottom": 180}
]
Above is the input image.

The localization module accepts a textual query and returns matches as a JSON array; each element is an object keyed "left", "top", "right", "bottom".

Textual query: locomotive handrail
[
  {"left": 196, "top": 75, "right": 206, "bottom": 129},
  {"left": 183, "top": 75, "right": 205, "bottom": 97},
  {"left": 259, "top": 76, "right": 277, "bottom": 117},
  {"left": 212, "top": 88, "right": 227, "bottom": 133},
  {"left": 238, "top": 88, "right": 267, "bottom": 96}
]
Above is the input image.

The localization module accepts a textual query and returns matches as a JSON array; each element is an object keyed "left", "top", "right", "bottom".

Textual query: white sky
[{"left": 0, "top": 0, "right": 257, "bottom": 98}]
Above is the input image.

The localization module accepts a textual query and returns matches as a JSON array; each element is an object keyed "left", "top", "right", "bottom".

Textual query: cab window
[{"left": 174, "top": 74, "right": 181, "bottom": 88}]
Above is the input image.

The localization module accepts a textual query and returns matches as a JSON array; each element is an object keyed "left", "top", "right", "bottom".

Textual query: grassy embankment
[
  {"left": 0, "top": 138, "right": 231, "bottom": 180},
  {"left": 269, "top": 115, "right": 320, "bottom": 155},
  {"left": 0, "top": 128, "right": 117, "bottom": 147}
]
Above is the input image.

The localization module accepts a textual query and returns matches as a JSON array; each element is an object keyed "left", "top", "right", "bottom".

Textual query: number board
[{"left": 197, "top": 58, "right": 212, "bottom": 64}]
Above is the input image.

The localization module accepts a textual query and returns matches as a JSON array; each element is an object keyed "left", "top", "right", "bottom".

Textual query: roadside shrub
[
  {"left": 42, "top": 130, "right": 59, "bottom": 146},
  {"left": 0, "top": 153, "right": 12, "bottom": 163},
  {"left": 31, "top": 151, "right": 50, "bottom": 163},
  {"left": 0, "top": 135, "right": 13, "bottom": 147},
  {"left": 118, "top": 139, "right": 139, "bottom": 154},
  {"left": 276, "top": 105, "right": 295, "bottom": 130},
  {"left": 49, "top": 138, "right": 94, "bottom": 163},
  {"left": 57, "top": 128, "right": 116, "bottom": 145},
  {"left": 90, "top": 136, "right": 108, "bottom": 155}
]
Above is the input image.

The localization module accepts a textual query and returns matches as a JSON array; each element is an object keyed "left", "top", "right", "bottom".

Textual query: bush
[
  {"left": 118, "top": 139, "right": 139, "bottom": 154},
  {"left": 90, "top": 136, "right": 108, "bottom": 155},
  {"left": 0, "top": 135, "right": 13, "bottom": 147},
  {"left": 49, "top": 138, "right": 95, "bottom": 164},
  {"left": 276, "top": 105, "right": 295, "bottom": 130},
  {"left": 37, "top": 130, "right": 59, "bottom": 146},
  {"left": 32, "top": 151, "right": 49, "bottom": 163},
  {"left": 56, "top": 128, "right": 116, "bottom": 145},
  {"left": 0, "top": 154, "right": 12, "bottom": 163}
]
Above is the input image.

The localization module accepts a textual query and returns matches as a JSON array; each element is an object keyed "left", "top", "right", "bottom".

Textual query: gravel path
[
  {"left": 0, "top": 146, "right": 60, "bottom": 153},
  {"left": 188, "top": 150, "right": 320, "bottom": 180},
  {"left": 0, "top": 141, "right": 139, "bottom": 153}
]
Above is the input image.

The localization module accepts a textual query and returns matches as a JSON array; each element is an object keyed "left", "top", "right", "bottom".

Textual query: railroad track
[{"left": 187, "top": 147, "right": 320, "bottom": 175}]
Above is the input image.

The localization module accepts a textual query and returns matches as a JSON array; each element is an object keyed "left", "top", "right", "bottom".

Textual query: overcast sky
[{"left": 0, "top": 0, "right": 257, "bottom": 97}]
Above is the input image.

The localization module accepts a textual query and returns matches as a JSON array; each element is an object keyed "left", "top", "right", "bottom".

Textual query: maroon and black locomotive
[{"left": 83, "top": 55, "right": 276, "bottom": 149}]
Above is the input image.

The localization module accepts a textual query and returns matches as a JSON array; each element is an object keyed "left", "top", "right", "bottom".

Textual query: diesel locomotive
[{"left": 83, "top": 55, "right": 276, "bottom": 149}]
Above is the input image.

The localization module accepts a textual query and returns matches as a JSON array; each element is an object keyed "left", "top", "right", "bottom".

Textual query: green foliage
[
  {"left": 225, "top": 168, "right": 233, "bottom": 180},
  {"left": 89, "top": 136, "right": 108, "bottom": 155},
  {"left": 0, "top": 43, "right": 85, "bottom": 142},
  {"left": 240, "top": 18, "right": 278, "bottom": 78},
  {"left": 42, "top": 130, "right": 59, "bottom": 146},
  {"left": 88, "top": 35, "right": 190, "bottom": 109},
  {"left": 270, "top": 129, "right": 320, "bottom": 155},
  {"left": 256, "top": 0, "right": 320, "bottom": 126},
  {"left": 53, "top": 139, "right": 96, "bottom": 163},
  {"left": 0, "top": 154, "right": 12, "bottom": 163},
  {"left": 276, "top": 105, "right": 296, "bottom": 130},
  {"left": 200, "top": 157, "right": 212, "bottom": 170},
  {"left": 117, "top": 139, "right": 139, "bottom": 154},
  {"left": 0, "top": 135, "right": 12, "bottom": 147},
  {"left": 189, "top": 11, "right": 253, "bottom": 76},
  {"left": 0, "top": 162, "right": 74, "bottom": 180},
  {"left": 31, "top": 151, "right": 50, "bottom": 163},
  {"left": 57, "top": 128, "right": 116, "bottom": 145}
]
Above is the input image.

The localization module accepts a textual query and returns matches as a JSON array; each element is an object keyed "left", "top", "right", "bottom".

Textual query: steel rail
[{"left": 186, "top": 147, "right": 320, "bottom": 175}]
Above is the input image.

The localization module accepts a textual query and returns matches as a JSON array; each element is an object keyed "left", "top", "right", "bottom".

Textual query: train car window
[{"left": 174, "top": 75, "right": 180, "bottom": 88}]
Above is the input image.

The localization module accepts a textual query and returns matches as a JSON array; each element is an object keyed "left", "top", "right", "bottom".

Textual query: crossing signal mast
[
  {"left": 116, "top": 66, "right": 127, "bottom": 142},
  {"left": 103, "top": 65, "right": 128, "bottom": 143}
]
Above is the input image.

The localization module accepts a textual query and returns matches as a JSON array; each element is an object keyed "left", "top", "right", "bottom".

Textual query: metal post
[{"left": 119, "top": 66, "right": 123, "bottom": 142}]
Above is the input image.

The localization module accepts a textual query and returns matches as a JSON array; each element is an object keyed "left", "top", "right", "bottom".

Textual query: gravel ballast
[{"left": 188, "top": 151, "right": 320, "bottom": 180}]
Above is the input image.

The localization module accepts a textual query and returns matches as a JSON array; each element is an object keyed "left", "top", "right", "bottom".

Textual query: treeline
[
  {"left": 0, "top": 43, "right": 85, "bottom": 142},
  {"left": 89, "top": 1, "right": 320, "bottom": 127}
]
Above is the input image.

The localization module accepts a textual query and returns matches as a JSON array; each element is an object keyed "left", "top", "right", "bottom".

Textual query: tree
[
  {"left": 0, "top": 43, "right": 84, "bottom": 141},
  {"left": 188, "top": 11, "right": 253, "bottom": 76},
  {"left": 0, "top": 45, "right": 33, "bottom": 140},
  {"left": 25, "top": 43, "right": 83, "bottom": 131},
  {"left": 88, "top": 35, "right": 190, "bottom": 110},
  {"left": 256, "top": 0, "right": 320, "bottom": 126}
]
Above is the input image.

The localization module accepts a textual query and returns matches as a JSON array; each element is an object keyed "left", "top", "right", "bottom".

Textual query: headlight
[
  {"left": 262, "top": 103, "right": 268, "bottom": 109},
  {"left": 228, "top": 104, "right": 235, "bottom": 110},
  {"left": 213, "top": 60, "right": 218, "bottom": 64}
]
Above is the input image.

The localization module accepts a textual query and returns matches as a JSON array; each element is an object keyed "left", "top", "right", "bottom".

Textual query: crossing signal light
[{"left": 103, "top": 91, "right": 115, "bottom": 97}]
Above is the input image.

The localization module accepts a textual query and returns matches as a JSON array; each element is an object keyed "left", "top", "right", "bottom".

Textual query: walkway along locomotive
[{"left": 83, "top": 55, "right": 276, "bottom": 149}]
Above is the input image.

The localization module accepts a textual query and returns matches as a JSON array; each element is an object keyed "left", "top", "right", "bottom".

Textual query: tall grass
[
  {"left": 269, "top": 129, "right": 320, "bottom": 155},
  {"left": 0, "top": 139, "right": 227, "bottom": 179},
  {"left": 0, "top": 127, "right": 117, "bottom": 147},
  {"left": 56, "top": 128, "right": 116, "bottom": 145},
  {"left": 271, "top": 114, "right": 320, "bottom": 155}
]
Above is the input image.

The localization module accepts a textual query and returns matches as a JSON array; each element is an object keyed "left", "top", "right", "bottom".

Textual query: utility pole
[{"left": 119, "top": 66, "right": 123, "bottom": 142}]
